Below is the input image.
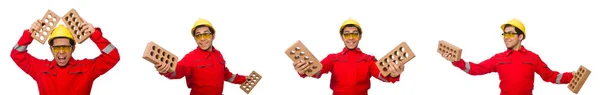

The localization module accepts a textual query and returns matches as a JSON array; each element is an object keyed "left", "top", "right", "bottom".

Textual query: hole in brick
[
  {"left": 399, "top": 47, "right": 405, "bottom": 52},
  {"left": 398, "top": 56, "right": 404, "bottom": 61},
  {"left": 150, "top": 52, "right": 155, "bottom": 56},
  {"left": 72, "top": 17, "right": 77, "bottom": 22},
  {"left": 404, "top": 52, "right": 409, "bottom": 58},
  {"left": 384, "top": 58, "right": 389, "bottom": 63},
  {"left": 76, "top": 22, "right": 81, "bottom": 27},
  {"left": 157, "top": 49, "right": 162, "bottom": 54},
  {"left": 306, "top": 69, "right": 313, "bottom": 72},
  {"left": 378, "top": 62, "right": 384, "bottom": 66},
  {"left": 42, "top": 32, "right": 47, "bottom": 36},
  {"left": 246, "top": 88, "right": 250, "bottom": 91},
  {"left": 304, "top": 56, "right": 309, "bottom": 60},
  {"left": 295, "top": 47, "right": 300, "bottom": 50},
  {"left": 294, "top": 55, "right": 299, "bottom": 59},
  {"left": 382, "top": 67, "right": 388, "bottom": 71},
  {"left": 40, "top": 36, "right": 45, "bottom": 40},
  {"left": 300, "top": 52, "right": 305, "bottom": 55},
  {"left": 69, "top": 13, "right": 74, "bottom": 17},
  {"left": 171, "top": 57, "right": 176, "bottom": 62},
  {"left": 394, "top": 51, "right": 400, "bottom": 56},
  {"left": 393, "top": 60, "right": 399, "bottom": 65},
  {"left": 389, "top": 55, "right": 395, "bottom": 60},
  {"left": 77, "top": 35, "right": 81, "bottom": 39},
  {"left": 289, "top": 51, "right": 295, "bottom": 54},
  {"left": 312, "top": 65, "right": 317, "bottom": 69},
  {"left": 44, "top": 19, "right": 49, "bottom": 23},
  {"left": 166, "top": 55, "right": 170, "bottom": 59},
  {"left": 152, "top": 46, "right": 156, "bottom": 51},
  {"left": 46, "top": 27, "right": 51, "bottom": 32},
  {"left": 161, "top": 51, "right": 165, "bottom": 56},
  {"left": 154, "top": 53, "right": 159, "bottom": 59},
  {"left": 160, "top": 57, "right": 165, "bottom": 62}
]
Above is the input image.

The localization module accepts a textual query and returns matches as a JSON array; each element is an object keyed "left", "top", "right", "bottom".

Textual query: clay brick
[
  {"left": 285, "top": 40, "right": 322, "bottom": 77},
  {"left": 240, "top": 71, "right": 262, "bottom": 94},
  {"left": 143, "top": 42, "right": 178, "bottom": 72},
  {"left": 568, "top": 65, "right": 591, "bottom": 94},
  {"left": 30, "top": 10, "right": 60, "bottom": 44},
  {"left": 62, "top": 9, "right": 93, "bottom": 44},
  {"left": 376, "top": 42, "right": 415, "bottom": 77},
  {"left": 437, "top": 40, "right": 462, "bottom": 62}
]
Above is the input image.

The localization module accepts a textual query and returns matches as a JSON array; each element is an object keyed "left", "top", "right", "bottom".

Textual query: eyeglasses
[
  {"left": 194, "top": 33, "right": 213, "bottom": 40},
  {"left": 52, "top": 45, "right": 73, "bottom": 53},
  {"left": 342, "top": 32, "right": 360, "bottom": 39},
  {"left": 502, "top": 32, "right": 519, "bottom": 38}
]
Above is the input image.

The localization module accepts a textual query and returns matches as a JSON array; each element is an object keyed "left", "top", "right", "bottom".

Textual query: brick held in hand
[
  {"left": 62, "top": 8, "right": 93, "bottom": 44},
  {"left": 376, "top": 42, "right": 416, "bottom": 77},
  {"left": 568, "top": 65, "right": 591, "bottom": 94},
  {"left": 31, "top": 10, "right": 60, "bottom": 44},
  {"left": 285, "top": 40, "right": 322, "bottom": 77},
  {"left": 143, "top": 41, "right": 179, "bottom": 72},
  {"left": 437, "top": 40, "right": 462, "bottom": 62},
  {"left": 240, "top": 71, "right": 262, "bottom": 94}
]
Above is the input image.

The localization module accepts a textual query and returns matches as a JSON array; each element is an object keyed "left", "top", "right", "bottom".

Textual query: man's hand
[
  {"left": 81, "top": 19, "right": 95, "bottom": 34},
  {"left": 155, "top": 62, "right": 171, "bottom": 74},
  {"left": 293, "top": 60, "right": 309, "bottom": 73},
  {"left": 441, "top": 52, "right": 455, "bottom": 62},
  {"left": 389, "top": 61, "right": 404, "bottom": 78},
  {"left": 29, "top": 19, "right": 43, "bottom": 33}
]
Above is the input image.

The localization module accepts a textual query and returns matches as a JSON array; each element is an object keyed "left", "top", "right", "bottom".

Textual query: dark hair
[
  {"left": 49, "top": 37, "right": 75, "bottom": 46},
  {"left": 193, "top": 25, "right": 215, "bottom": 35},
  {"left": 504, "top": 24, "right": 526, "bottom": 40},
  {"left": 339, "top": 24, "right": 362, "bottom": 35}
]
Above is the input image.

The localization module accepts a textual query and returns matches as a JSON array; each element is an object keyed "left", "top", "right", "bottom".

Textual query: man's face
[
  {"left": 341, "top": 26, "right": 361, "bottom": 49},
  {"left": 50, "top": 38, "right": 74, "bottom": 67},
  {"left": 194, "top": 26, "right": 214, "bottom": 51},
  {"left": 502, "top": 26, "right": 523, "bottom": 49}
]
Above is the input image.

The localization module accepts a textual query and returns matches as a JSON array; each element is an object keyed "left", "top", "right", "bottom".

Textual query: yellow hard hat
[
  {"left": 339, "top": 18, "right": 362, "bottom": 33},
  {"left": 500, "top": 18, "right": 526, "bottom": 36},
  {"left": 48, "top": 24, "right": 75, "bottom": 43},
  {"left": 190, "top": 18, "right": 215, "bottom": 36}
]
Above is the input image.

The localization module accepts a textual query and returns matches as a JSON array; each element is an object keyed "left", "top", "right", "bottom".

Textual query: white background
[{"left": 1, "top": 0, "right": 598, "bottom": 95}]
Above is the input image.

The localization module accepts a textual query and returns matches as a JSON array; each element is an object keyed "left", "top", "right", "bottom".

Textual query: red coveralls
[
  {"left": 452, "top": 46, "right": 572, "bottom": 95},
  {"left": 10, "top": 28, "right": 120, "bottom": 95},
  {"left": 299, "top": 48, "right": 400, "bottom": 95},
  {"left": 161, "top": 47, "right": 247, "bottom": 95}
]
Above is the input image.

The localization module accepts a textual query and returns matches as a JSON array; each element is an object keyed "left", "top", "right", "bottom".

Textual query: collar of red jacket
[
  {"left": 341, "top": 47, "right": 363, "bottom": 55},
  {"left": 195, "top": 46, "right": 219, "bottom": 59},
  {"left": 49, "top": 57, "right": 76, "bottom": 69},
  {"left": 503, "top": 45, "right": 529, "bottom": 56}
]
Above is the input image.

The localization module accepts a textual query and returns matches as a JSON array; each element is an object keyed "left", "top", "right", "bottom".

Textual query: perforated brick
[
  {"left": 438, "top": 40, "right": 462, "bottom": 62},
  {"left": 285, "top": 40, "right": 322, "bottom": 77},
  {"left": 143, "top": 42, "right": 179, "bottom": 72},
  {"left": 30, "top": 10, "right": 60, "bottom": 44},
  {"left": 240, "top": 71, "right": 262, "bottom": 94},
  {"left": 62, "top": 9, "right": 93, "bottom": 44},
  {"left": 376, "top": 42, "right": 415, "bottom": 77},
  {"left": 568, "top": 65, "right": 591, "bottom": 94}
]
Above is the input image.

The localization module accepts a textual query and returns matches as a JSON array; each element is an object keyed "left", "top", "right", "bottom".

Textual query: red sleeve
[
  {"left": 10, "top": 29, "right": 49, "bottom": 79},
  {"left": 534, "top": 55, "right": 573, "bottom": 84},
  {"left": 85, "top": 28, "right": 121, "bottom": 78},
  {"left": 368, "top": 56, "right": 400, "bottom": 83},
  {"left": 162, "top": 53, "right": 193, "bottom": 79},
  {"left": 452, "top": 54, "right": 500, "bottom": 75},
  {"left": 299, "top": 54, "right": 336, "bottom": 78},
  {"left": 224, "top": 66, "right": 247, "bottom": 84}
]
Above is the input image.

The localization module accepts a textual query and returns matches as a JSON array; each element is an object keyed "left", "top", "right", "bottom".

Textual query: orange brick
[
  {"left": 240, "top": 71, "right": 262, "bottom": 94},
  {"left": 376, "top": 42, "right": 415, "bottom": 77},
  {"left": 62, "top": 9, "right": 93, "bottom": 44},
  {"left": 285, "top": 40, "right": 322, "bottom": 77},
  {"left": 143, "top": 42, "right": 179, "bottom": 72},
  {"left": 568, "top": 65, "right": 591, "bottom": 94},
  {"left": 438, "top": 40, "right": 462, "bottom": 62},
  {"left": 30, "top": 10, "right": 60, "bottom": 44}
]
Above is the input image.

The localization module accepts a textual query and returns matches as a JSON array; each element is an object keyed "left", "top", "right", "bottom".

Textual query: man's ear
[
  {"left": 519, "top": 34, "right": 525, "bottom": 41},
  {"left": 71, "top": 46, "right": 76, "bottom": 53}
]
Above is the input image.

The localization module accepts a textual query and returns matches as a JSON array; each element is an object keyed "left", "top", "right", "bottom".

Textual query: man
[
  {"left": 155, "top": 18, "right": 249, "bottom": 95},
  {"left": 441, "top": 18, "right": 573, "bottom": 95},
  {"left": 293, "top": 18, "right": 403, "bottom": 95},
  {"left": 11, "top": 20, "right": 120, "bottom": 95}
]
